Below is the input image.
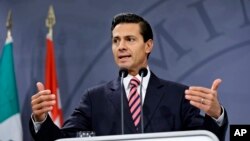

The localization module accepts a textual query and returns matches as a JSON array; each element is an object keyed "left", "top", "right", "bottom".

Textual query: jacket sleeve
[{"left": 29, "top": 115, "right": 63, "bottom": 141}]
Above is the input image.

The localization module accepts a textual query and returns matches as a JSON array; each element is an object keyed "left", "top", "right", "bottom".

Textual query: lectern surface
[{"left": 56, "top": 130, "right": 219, "bottom": 141}]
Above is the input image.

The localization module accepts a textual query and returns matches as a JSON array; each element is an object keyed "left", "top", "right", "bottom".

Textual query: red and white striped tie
[{"left": 128, "top": 77, "right": 141, "bottom": 129}]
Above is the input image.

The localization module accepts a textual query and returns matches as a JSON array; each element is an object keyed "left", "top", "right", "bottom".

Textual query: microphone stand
[
  {"left": 139, "top": 67, "right": 148, "bottom": 133},
  {"left": 119, "top": 68, "right": 128, "bottom": 135},
  {"left": 120, "top": 73, "right": 125, "bottom": 135},
  {"left": 139, "top": 74, "right": 144, "bottom": 133}
]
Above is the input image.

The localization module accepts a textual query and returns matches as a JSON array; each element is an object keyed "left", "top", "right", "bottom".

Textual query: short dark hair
[{"left": 111, "top": 13, "right": 153, "bottom": 42}]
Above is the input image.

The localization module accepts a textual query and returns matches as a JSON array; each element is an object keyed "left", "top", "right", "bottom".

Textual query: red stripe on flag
[{"left": 45, "top": 37, "right": 63, "bottom": 127}]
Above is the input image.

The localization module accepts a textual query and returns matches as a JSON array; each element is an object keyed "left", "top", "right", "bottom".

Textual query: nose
[{"left": 117, "top": 40, "right": 127, "bottom": 51}]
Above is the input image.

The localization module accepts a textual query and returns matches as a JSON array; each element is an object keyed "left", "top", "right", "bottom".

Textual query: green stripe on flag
[{"left": 0, "top": 41, "right": 19, "bottom": 123}]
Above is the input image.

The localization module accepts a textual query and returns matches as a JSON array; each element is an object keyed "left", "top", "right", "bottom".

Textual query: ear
[{"left": 145, "top": 39, "right": 153, "bottom": 54}]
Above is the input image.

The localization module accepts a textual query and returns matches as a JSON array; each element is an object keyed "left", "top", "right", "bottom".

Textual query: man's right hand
[{"left": 31, "top": 82, "right": 56, "bottom": 122}]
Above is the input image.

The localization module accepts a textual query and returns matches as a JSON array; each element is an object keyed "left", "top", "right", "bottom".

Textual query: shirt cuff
[
  {"left": 31, "top": 114, "right": 47, "bottom": 133},
  {"left": 212, "top": 106, "right": 225, "bottom": 127}
]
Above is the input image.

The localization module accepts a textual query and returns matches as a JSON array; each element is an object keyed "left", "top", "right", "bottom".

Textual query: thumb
[
  {"left": 211, "top": 78, "right": 222, "bottom": 91},
  {"left": 36, "top": 82, "right": 45, "bottom": 92}
]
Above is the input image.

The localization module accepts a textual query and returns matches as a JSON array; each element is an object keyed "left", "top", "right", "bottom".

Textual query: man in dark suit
[{"left": 30, "top": 13, "right": 228, "bottom": 141}]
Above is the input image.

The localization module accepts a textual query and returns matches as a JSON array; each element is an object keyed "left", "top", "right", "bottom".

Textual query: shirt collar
[{"left": 123, "top": 66, "right": 151, "bottom": 90}]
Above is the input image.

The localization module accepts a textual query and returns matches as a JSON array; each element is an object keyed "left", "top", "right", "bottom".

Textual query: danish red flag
[{"left": 45, "top": 31, "right": 63, "bottom": 127}]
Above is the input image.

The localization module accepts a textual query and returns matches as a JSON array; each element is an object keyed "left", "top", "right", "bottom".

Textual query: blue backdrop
[{"left": 0, "top": 0, "right": 250, "bottom": 141}]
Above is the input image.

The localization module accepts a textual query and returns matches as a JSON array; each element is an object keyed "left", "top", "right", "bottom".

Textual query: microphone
[
  {"left": 138, "top": 67, "right": 148, "bottom": 133},
  {"left": 119, "top": 68, "right": 128, "bottom": 134},
  {"left": 139, "top": 67, "right": 148, "bottom": 77},
  {"left": 119, "top": 68, "right": 128, "bottom": 78}
]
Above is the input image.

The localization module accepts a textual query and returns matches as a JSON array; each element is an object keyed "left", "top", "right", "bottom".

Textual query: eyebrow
[{"left": 112, "top": 35, "right": 136, "bottom": 39}]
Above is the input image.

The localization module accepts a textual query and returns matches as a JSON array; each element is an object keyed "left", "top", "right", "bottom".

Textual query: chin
[{"left": 118, "top": 64, "right": 130, "bottom": 69}]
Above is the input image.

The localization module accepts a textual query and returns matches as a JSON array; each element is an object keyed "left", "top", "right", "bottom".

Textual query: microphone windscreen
[
  {"left": 119, "top": 68, "right": 128, "bottom": 78},
  {"left": 139, "top": 67, "right": 148, "bottom": 77}
]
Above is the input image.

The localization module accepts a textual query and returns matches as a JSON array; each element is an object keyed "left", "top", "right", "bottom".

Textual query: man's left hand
[{"left": 185, "top": 79, "right": 222, "bottom": 119}]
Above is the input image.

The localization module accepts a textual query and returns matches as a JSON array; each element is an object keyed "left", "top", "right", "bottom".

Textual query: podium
[{"left": 56, "top": 130, "right": 219, "bottom": 141}]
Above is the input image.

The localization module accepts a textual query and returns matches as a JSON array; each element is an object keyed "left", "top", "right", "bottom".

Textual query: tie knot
[{"left": 130, "top": 77, "right": 140, "bottom": 87}]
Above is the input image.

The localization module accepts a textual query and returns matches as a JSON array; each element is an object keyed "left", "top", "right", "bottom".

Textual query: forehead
[{"left": 112, "top": 23, "right": 141, "bottom": 37}]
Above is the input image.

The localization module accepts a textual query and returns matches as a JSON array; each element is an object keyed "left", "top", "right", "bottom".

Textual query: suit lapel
[
  {"left": 106, "top": 78, "right": 136, "bottom": 133},
  {"left": 106, "top": 73, "right": 166, "bottom": 132},
  {"left": 143, "top": 73, "right": 165, "bottom": 129}
]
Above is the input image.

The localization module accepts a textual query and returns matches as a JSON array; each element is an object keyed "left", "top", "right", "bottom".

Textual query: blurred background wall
[{"left": 0, "top": 0, "right": 250, "bottom": 141}]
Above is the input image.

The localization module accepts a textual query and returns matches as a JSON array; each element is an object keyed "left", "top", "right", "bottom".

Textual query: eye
[
  {"left": 112, "top": 38, "right": 119, "bottom": 45},
  {"left": 127, "top": 37, "right": 135, "bottom": 42},
  {"left": 112, "top": 38, "right": 117, "bottom": 43}
]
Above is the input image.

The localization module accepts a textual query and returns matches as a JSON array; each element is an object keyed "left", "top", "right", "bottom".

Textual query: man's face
[{"left": 112, "top": 23, "right": 153, "bottom": 75}]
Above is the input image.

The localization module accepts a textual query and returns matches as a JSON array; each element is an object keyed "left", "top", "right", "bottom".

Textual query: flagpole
[
  {"left": 45, "top": 5, "right": 64, "bottom": 128},
  {"left": 0, "top": 9, "right": 23, "bottom": 141}
]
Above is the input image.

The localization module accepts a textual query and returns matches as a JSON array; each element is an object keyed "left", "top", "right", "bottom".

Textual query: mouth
[{"left": 118, "top": 55, "right": 131, "bottom": 60}]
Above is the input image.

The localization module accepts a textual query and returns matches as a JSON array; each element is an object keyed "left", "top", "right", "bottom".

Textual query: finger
[
  {"left": 186, "top": 94, "right": 212, "bottom": 105},
  {"left": 185, "top": 94, "right": 201, "bottom": 103},
  {"left": 32, "top": 100, "right": 56, "bottom": 111},
  {"left": 185, "top": 89, "right": 211, "bottom": 100},
  {"left": 211, "top": 79, "right": 222, "bottom": 91},
  {"left": 31, "top": 94, "right": 56, "bottom": 105},
  {"left": 31, "top": 90, "right": 51, "bottom": 100},
  {"left": 188, "top": 86, "right": 211, "bottom": 94},
  {"left": 33, "top": 106, "right": 53, "bottom": 116},
  {"left": 37, "top": 82, "right": 45, "bottom": 92},
  {"left": 189, "top": 100, "right": 207, "bottom": 110}
]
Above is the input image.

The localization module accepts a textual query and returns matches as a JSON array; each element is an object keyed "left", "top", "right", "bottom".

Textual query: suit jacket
[{"left": 30, "top": 72, "right": 228, "bottom": 141}]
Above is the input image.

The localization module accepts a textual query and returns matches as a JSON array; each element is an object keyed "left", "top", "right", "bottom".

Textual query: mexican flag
[
  {"left": 45, "top": 30, "right": 64, "bottom": 127},
  {"left": 0, "top": 32, "right": 23, "bottom": 140}
]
